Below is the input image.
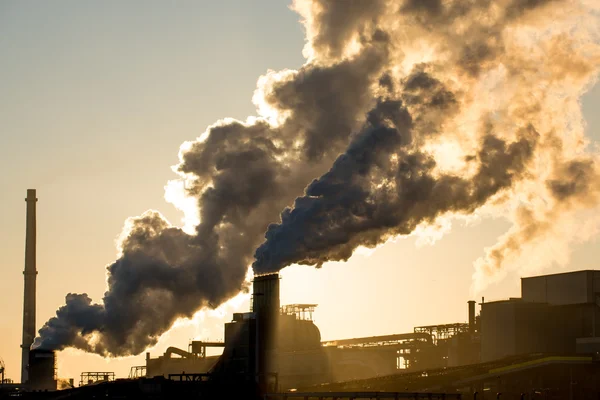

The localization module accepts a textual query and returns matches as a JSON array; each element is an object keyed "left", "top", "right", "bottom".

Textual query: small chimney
[
  {"left": 252, "top": 273, "right": 280, "bottom": 318},
  {"left": 468, "top": 300, "right": 476, "bottom": 334},
  {"left": 252, "top": 273, "right": 280, "bottom": 392},
  {"left": 21, "top": 189, "right": 38, "bottom": 384}
]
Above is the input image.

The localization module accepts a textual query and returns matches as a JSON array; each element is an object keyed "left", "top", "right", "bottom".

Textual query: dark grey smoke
[
  {"left": 38, "top": 212, "right": 250, "bottom": 355},
  {"left": 36, "top": 33, "right": 390, "bottom": 356},
  {"left": 253, "top": 70, "right": 538, "bottom": 272},
  {"left": 547, "top": 160, "right": 596, "bottom": 202}
]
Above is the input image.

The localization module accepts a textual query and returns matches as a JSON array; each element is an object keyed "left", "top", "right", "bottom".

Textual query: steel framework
[
  {"left": 280, "top": 304, "right": 318, "bottom": 321},
  {"left": 128, "top": 366, "right": 146, "bottom": 379},
  {"left": 322, "top": 332, "right": 432, "bottom": 348},
  {"left": 79, "top": 372, "right": 115, "bottom": 386},
  {"left": 414, "top": 323, "right": 469, "bottom": 344},
  {"left": 189, "top": 340, "right": 225, "bottom": 358}
]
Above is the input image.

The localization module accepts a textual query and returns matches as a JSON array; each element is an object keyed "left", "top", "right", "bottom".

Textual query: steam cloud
[{"left": 38, "top": 0, "right": 600, "bottom": 355}]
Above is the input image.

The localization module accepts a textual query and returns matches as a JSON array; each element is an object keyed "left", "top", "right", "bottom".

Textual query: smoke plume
[
  {"left": 38, "top": 0, "right": 600, "bottom": 355},
  {"left": 254, "top": 0, "right": 600, "bottom": 283},
  {"left": 36, "top": 6, "right": 389, "bottom": 356}
]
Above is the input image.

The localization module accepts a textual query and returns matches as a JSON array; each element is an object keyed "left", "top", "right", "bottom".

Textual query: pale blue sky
[{"left": 0, "top": 1, "right": 598, "bottom": 381}]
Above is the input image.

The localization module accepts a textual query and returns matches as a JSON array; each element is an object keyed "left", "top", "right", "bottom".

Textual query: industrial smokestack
[
  {"left": 252, "top": 273, "right": 280, "bottom": 319},
  {"left": 468, "top": 300, "right": 476, "bottom": 334},
  {"left": 252, "top": 273, "right": 280, "bottom": 392},
  {"left": 21, "top": 189, "right": 37, "bottom": 384}
]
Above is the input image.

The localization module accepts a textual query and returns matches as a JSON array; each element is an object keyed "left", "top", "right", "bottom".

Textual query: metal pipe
[{"left": 163, "top": 347, "right": 196, "bottom": 359}]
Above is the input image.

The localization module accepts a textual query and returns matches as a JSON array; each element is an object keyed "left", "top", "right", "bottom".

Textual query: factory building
[
  {"left": 115, "top": 269, "right": 600, "bottom": 397},
  {"left": 481, "top": 270, "right": 600, "bottom": 362},
  {"left": 142, "top": 268, "right": 600, "bottom": 394},
  {"left": 144, "top": 272, "right": 480, "bottom": 390}
]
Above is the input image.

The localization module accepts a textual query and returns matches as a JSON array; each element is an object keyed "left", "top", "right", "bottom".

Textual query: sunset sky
[{"left": 1, "top": 0, "right": 599, "bottom": 382}]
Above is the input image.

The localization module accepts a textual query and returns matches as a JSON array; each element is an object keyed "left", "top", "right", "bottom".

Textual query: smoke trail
[
  {"left": 254, "top": 73, "right": 539, "bottom": 271},
  {"left": 254, "top": 0, "right": 600, "bottom": 280},
  {"left": 472, "top": 155, "right": 600, "bottom": 291},
  {"left": 36, "top": 16, "right": 391, "bottom": 356},
  {"left": 38, "top": 0, "right": 600, "bottom": 355}
]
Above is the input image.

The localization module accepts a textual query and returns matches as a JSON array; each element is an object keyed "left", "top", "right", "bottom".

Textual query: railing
[
  {"left": 79, "top": 371, "right": 116, "bottom": 387},
  {"left": 129, "top": 365, "right": 146, "bottom": 379},
  {"left": 167, "top": 373, "right": 211, "bottom": 382}
]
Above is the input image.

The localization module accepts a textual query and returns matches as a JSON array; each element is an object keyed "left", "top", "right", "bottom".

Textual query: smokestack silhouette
[
  {"left": 468, "top": 301, "right": 476, "bottom": 334},
  {"left": 22, "top": 189, "right": 37, "bottom": 384}
]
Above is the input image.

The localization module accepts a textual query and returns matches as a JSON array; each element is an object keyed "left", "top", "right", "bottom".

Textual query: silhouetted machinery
[
  {"left": 201, "top": 274, "right": 478, "bottom": 390},
  {"left": 142, "top": 273, "right": 482, "bottom": 393},
  {"left": 145, "top": 343, "right": 223, "bottom": 378}
]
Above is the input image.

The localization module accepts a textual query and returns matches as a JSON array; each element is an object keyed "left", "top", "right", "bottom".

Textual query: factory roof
[{"left": 521, "top": 269, "right": 598, "bottom": 279}]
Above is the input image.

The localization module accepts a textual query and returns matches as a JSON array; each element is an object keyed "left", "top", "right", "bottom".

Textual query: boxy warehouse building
[{"left": 481, "top": 270, "right": 600, "bottom": 362}]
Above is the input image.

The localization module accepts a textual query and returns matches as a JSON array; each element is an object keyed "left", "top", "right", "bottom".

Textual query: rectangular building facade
[
  {"left": 482, "top": 270, "right": 600, "bottom": 362},
  {"left": 521, "top": 270, "right": 600, "bottom": 305}
]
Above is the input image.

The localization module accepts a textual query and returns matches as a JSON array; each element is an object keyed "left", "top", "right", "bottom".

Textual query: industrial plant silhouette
[
  {"left": 2, "top": 189, "right": 600, "bottom": 399},
  {"left": 3, "top": 0, "right": 600, "bottom": 398}
]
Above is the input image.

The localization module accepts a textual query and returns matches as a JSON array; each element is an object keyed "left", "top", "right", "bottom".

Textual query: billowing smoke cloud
[
  {"left": 36, "top": 10, "right": 390, "bottom": 356},
  {"left": 254, "top": 0, "right": 600, "bottom": 280},
  {"left": 254, "top": 73, "right": 539, "bottom": 271},
  {"left": 472, "top": 153, "right": 600, "bottom": 290},
  {"left": 38, "top": 0, "right": 600, "bottom": 355}
]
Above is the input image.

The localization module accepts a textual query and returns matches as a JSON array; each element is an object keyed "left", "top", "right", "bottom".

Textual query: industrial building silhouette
[{"left": 3, "top": 190, "right": 600, "bottom": 399}]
